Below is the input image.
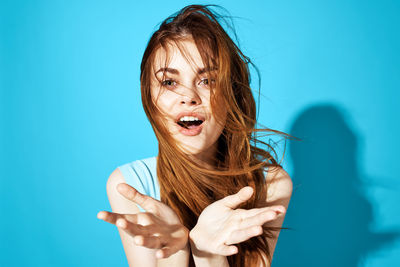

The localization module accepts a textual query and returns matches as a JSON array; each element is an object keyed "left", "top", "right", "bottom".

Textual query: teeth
[{"left": 179, "top": 116, "right": 200, "bottom": 122}]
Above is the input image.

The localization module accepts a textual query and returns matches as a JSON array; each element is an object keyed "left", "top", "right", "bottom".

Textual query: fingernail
[
  {"left": 276, "top": 208, "right": 286, "bottom": 214},
  {"left": 134, "top": 236, "right": 143, "bottom": 245},
  {"left": 156, "top": 251, "right": 163, "bottom": 258},
  {"left": 117, "top": 219, "right": 125, "bottom": 228},
  {"left": 276, "top": 211, "right": 285, "bottom": 217}
]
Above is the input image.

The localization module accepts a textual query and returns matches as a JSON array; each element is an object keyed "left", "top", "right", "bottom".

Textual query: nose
[
  {"left": 179, "top": 88, "right": 202, "bottom": 106},
  {"left": 180, "top": 97, "right": 199, "bottom": 105}
]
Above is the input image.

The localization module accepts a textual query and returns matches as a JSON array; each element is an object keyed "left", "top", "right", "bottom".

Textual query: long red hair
[{"left": 140, "top": 5, "right": 291, "bottom": 266}]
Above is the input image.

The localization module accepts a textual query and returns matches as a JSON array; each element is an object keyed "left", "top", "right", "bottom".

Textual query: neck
[
  {"left": 184, "top": 144, "right": 217, "bottom": 170},
  {"left": 189, "top": 143, "right": 218, "bottom": 170},
  {"left": 161, "top": 139, "right": 220, "bottom": 170}
]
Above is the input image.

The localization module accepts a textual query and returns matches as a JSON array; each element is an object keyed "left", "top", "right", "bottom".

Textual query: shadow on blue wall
[{"left": 273, "top": 104, "right": 399, "bottom": 266}]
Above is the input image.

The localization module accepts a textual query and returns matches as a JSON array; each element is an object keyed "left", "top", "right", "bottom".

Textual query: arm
[
  {"left": 189, "top": 239, "right": 229, "bottom": 267},
  {"left": 188, "top": 168, "right": 292, "bottom": 267},
  {"left": 103, "top": 168, "right": 190, "bottom": 267},
  {"left": 189, "top": 187, "right": 286, "bottom": 267},
  {"left": 262, "top": 167, "right": 293, "bottom": 266},
  {"left": 105, "top": 168, "right": 157, "bottom": 266}
]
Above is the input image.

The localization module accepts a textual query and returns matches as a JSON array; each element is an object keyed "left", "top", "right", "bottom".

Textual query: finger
[
  {"left": 271, "top": 205, "right": 286, "bottom": 214},
  {"left": 156, "top": 247, "right": 175, "bottom": 259},
  {"left": 240, "top": 207, "right": 272, "bottom": 218},
  {"left": 240, "top": 205, "right": 286, "bottom": 220},
  {"left": 156, "top": 249, "right": 165, "bottom": 259},
  {"left": 133, "top": 235, "right": 164, "bottom": 249},
  {"left": 97, "top": 211, "right": 155, "bottom": 237},
  {"left": 97, "top": 211, "right": 124, "bottom": 225},
  {"left": 97, "top": 211, "right": 108, "bottom": 220},
  {"left": 225, "top": 225, "right": 263, "bottom": 245},
  {"left": 217, "top": 244, "right": 238, "bottom": 256},
  {"left": 221, "top": 186, "right": 254, "bottom": 209},
  {"left": 240, "top": 210, "right": 279, "bottom": 228},
  {"left": 157, "top": 230, "right": 188, "bottom": 258},
  {"left": 156, "top": 244, "right": 184, "bottom": 259},
  {"left": 117, "top": 183, "right": 158, "bottom": 212},
  {"left": 118, "top": 219, "right": 156, "bottom": 237}
]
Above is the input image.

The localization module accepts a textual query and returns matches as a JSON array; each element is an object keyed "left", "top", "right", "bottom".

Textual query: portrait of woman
[
  {"left": 4, "top": 1, "right": 399, "bottom": 266},
  {"left": 97, "top": 4, "right": 293, "bottom": 267}
]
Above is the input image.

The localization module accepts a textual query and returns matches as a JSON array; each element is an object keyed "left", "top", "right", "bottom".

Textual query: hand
[
  {"left": 189, "top": 186, "right": 286, "bottom": 256},
  {"left": 97, "top": 183, "right": 189, "bottom": 258}
]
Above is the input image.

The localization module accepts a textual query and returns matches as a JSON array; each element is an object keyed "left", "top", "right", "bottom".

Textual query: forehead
[{"left": 152, "top": 39, "right": 205, "bottom": 72}]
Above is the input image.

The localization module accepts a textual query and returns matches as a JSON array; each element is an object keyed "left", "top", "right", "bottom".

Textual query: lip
[
  {"left": 175, "top": 111, "right": 206, "bottom": 136},
  {"left": 178, "top": 123, "right": 204, "bottom": 136},
  {"left": 175, "top": 111, "right": 206, "bottom": 123}
]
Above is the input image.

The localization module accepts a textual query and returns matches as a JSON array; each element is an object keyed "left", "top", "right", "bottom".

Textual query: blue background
[{"left": 1, "top": 0, "right": 399, "bottom": 266}]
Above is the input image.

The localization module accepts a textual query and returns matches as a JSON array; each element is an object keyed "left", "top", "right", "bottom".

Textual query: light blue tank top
[{"left": 118, "top": 156, "right": 269, "bottom": 212}]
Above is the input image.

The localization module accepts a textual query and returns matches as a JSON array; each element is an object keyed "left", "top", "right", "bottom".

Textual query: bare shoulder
[
  {"left": 105, "top": 168, "right": 158, "bottom": 265},
  {"left": 105, "top": 167, "right": 189, "bottom": 267},
  {"left": 106, "top": 167, "right": 140, "bottom": 214},
  {"left": 106, "top": 168, "right": 124, "bottom": 193},
  {"left": 265, "top": 166, "right": 293, "bottom": 205},
  {"left": 261, "top": 166, "right": 293, "bottom": 264}
]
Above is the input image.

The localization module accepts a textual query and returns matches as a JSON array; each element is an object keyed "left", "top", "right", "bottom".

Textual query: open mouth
[{"left": 176, "top": 116, "right": 204, "bottom": 129}]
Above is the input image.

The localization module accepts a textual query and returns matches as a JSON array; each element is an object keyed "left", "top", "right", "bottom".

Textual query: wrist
[
  {"left": 189, "top": 227, "right": 202, "bottom": 254},
  {"left": 189, "top": 229, "right": 227, "bottom": 261}
]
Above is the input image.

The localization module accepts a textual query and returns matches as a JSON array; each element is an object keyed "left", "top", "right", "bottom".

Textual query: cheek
[{"left": 152, "top": 90, "right": 176, "bottom": 114}]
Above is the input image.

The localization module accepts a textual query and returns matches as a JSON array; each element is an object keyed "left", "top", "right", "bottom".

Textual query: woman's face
[{"left": 150, "top": 39, "right": 226, "bottom": 158}]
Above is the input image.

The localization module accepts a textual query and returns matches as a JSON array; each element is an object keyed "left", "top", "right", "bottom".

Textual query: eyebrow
[{"left": 155, "top": 66, "right": 218, "bottom": 75}]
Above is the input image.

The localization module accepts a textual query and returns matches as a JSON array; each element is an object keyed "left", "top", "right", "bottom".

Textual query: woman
[{"left": 98, "top": 4, "right": 293, "bottom": 267}]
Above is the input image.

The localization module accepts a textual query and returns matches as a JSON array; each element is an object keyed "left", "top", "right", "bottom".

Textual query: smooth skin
[
  {"left": 97, "top": 183, "right": 189, "bottom": 259},
  {"left": 189, "top": 186, "right": 285, "bottom": 256},
  {"left": 98, "top": 184, "right": 285, "bottom": 259}
]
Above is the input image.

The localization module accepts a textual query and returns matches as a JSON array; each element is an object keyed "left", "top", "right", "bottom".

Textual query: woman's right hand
[
  {"left": 189, "top": 186, "right": 286, "bottom": 256},
  {"left": 97, "top": 183, "right": 189, "bottom": 259}
]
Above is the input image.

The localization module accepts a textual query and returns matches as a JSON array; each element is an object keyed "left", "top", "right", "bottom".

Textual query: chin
[{"left": 178, "top": 144, "right": 205, "bottom": 155}]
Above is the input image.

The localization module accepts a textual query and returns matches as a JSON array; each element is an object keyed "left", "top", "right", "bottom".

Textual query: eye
[
  {"left": 161, "top": 79, "right": 177, "bottom": 89},
  {"left": 199, "top": 78, "right": 215, "bottom": 87}
]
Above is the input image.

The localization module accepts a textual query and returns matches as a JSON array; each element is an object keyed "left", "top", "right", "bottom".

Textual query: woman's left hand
[
  {"left": 189, "top": 186, "right": 286, "bottom": 256},
  {"left": 97, "top": 183, "right": 189, "bottom": 258}
]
